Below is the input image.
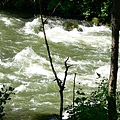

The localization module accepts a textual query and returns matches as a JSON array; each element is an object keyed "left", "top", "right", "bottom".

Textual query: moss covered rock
[
  {"left": 92, "top": 17, "right": 99, "bottom": 26},
  {"left": 62, "top": 21, "right": 79, "bottom": 31}
]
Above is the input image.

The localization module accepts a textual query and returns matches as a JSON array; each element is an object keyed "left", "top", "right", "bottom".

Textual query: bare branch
[
  {"left": 73, "top": 73, "right": 76, "bottom": 120},
  {"left": 43, "top": 0, "right": 65, "bottom": 24},
  {"left": 44, "top": 2, "right": 61, "bottom": 24},
  {"left": 62, "top": 57, "right": 72, "bottom": 87},
  {"left": 39, "top": 0, "right": 61, "bottom": 87},
  {"left": 39, "top": 1, "right": 71, "bottom": 119}
]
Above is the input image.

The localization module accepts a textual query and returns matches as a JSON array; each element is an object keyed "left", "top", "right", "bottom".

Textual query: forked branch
[{"left": 39, "top": 0, "right": 71, "bottom": 119}]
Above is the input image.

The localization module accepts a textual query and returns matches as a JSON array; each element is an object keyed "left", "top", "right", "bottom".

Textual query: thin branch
[
  {"left": 73, "top": 73, "right": 76, "bottom": 120},
  {"left": 73, "top": 73, "right": 76, "bottom": 107},
  {"left": 62, "top": 57, "right": 72, "bottom": 87},
  {"left": 43, "top": 0, "right": 65, "bottom": 24},
  {"left": 39, "top": 0, "right": 61, "bottom": 87},
  {"left": 39, "top": 1, "right": 73, "bottom": 120},
  {"left": 44, "top": 2, "right": 61, "bottom": 24}
]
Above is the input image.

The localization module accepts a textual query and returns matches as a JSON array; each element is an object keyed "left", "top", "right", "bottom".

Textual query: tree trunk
[{"left": 108, "top": 0, "right": 120, "bottom": 120}]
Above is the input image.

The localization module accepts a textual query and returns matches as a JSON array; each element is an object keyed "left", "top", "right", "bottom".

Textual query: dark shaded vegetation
[
  {"left": 0, "top": 0, "right": 112, "bottom": 23},
  {"left": 66, "top": 77, "right": 120, "bottom": 120},
  {"left": 3, "top": 112, "right": 59, "bottom": 120},
  {"left": 33, "top": 114, "right": 59, "bottom": 120},
  {"left": 0, "top": 85, "right": 14, "bottom": 120}
]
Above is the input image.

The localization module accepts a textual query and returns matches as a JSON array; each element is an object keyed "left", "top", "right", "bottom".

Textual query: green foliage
[
  {"left": 0, "top": 0, "right": 112, "bottom": 23},
  {"left": 66, "top": 77, "right": 109, "bottom": 120},
  {"left": 116, "top": 92, "right": 120, "bottom": 118},
  {"left": 0, "top": 85, "right": 14, "bottom": 120},
  {"left": 47, "top": 0, "right": 60, "bottom": 10}
]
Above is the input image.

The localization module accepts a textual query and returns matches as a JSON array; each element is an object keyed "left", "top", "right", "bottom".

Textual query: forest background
[{"left": 0, "top": 0, "right": 112, "bottom": 24}]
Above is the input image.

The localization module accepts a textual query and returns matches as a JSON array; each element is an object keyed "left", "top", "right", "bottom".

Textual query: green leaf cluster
[{"left": 0, "top": 85, "right": 14, "bottom": 120}]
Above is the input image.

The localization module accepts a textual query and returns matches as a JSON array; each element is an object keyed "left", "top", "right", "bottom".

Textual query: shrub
[
  {"left": 66, "top": 77, "right": 109, "bottom": 120},
  {"left": 0, "top": 85, "right": 14, "bottom": 120}
]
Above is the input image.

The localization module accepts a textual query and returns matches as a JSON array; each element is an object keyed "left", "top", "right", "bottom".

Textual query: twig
[
  {"left": 42, "top": 0, "right": 65, "bottom": 24},
  {"left": 73, "top": 73, "right": 76, "bottom": 120},
  {"left": 62, "top": 57, "right": 72, "bottom": 88},
  {"left": 44, "top": 1, "right": 61, "bottom": 24}
]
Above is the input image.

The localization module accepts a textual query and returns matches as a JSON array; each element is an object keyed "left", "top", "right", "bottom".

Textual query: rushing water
[{"left": 0, "top": 11, "right": 119, "bottom": 119}]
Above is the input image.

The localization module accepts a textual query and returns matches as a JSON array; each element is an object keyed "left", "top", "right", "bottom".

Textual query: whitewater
[{"left": 0, "top": 12, "right": 119, "bottom": 119}]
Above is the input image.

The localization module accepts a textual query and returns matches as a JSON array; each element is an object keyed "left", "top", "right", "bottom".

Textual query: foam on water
[
  {"left": 95, "top": 65, "right": 120, "bottom": 89},
  {"left": 23, "top": 18, "right": 41, "bottom": 34},
  {"left": 0, "top": 14, "right": 20, "bottom": 26},
  {"left": 0, "top": 16, "right": 112, "bottom": 85},
  {"left": 95, "top": 65, "right": 110, "bottom": 78},
  {"left": 12, "top": 46, "right": 52, "bottom": 78},
  {"left": 38, "top": 27, "right": 79, "bottom": 43},
  {"left": 0, "top": 59, "right": 12, "bottom": 68},
  {"left": 22, "top": 17, "right": 112, "bottom": 55},
  {"left": 80, "top": 25, "right": 111, "bottom": 34},
  {"left": 0, "top": 17, "right": 11, "bottom": 26},
  {"left": 14, "top": 85, "right": 27, "bottom": 93},
  {"left": 13, "top": 46, "right": 40, "bottom": 62},
  {"left": 95, "top": 65, "right": 120, "bottom": 79},
  {"left": 30, "top": 98, "right": 53, "bottom": 106},
  {"left": 24, "top": 64, "right": 52, "bottom": 77},
  {"left": 0, "top": 72, "right": 4, "bottom": 79},
  {"left": 0, "top": 13, "right": 116, "bottom": 119}
]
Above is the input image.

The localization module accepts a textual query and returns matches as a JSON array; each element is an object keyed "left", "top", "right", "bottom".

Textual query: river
[{"left": 0, "top": 11, "right": 119, "bottom": 120}]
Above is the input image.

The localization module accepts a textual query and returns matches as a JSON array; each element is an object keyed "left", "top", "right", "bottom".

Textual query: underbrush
[{"left": 66, "top": 76, "right": 120, "bottom": 120}]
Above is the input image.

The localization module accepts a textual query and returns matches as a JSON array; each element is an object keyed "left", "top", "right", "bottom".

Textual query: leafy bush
[
  {"left": 0, "top": 85, "right": 14, "bottom": 120},
  {"left": 66, "top": 77, "right": 108, "bottom": 120}
]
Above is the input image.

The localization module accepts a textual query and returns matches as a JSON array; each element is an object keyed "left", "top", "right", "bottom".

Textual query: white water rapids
[{"left": 0, "top": 12, "right": 120, "bottom": 119}]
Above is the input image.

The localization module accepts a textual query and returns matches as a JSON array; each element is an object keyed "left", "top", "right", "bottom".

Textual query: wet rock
[
  {"left": 62, "top": 21, "right": 79, "bottom": 31},
  {"left": 77, "top": 27, "right": 83, "bottom": 32}
]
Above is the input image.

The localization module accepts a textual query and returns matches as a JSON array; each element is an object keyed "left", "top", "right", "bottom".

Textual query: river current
[{"left": 0, "top": 11, "right": 119, "bottom": 119}]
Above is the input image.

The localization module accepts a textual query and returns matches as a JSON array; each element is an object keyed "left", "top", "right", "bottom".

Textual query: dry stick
[
  {"left": 39, "top": 0, "right": 61, "bottom": 87},
  {"left": 44, "top": 1, "right": 61, "bottom": 24},
  {"left": 62, "top": 57, "right": 72, "bottom": 87},
  {"left": 73, "top": 73, "right": 76, "bottom": 107},
  {"left": 43, "top": 0, "right": 65, "bottom": 25},
  {"left": 73, "top": 73, "right": 76, "bottom": 120},
  {"left": 39, "top": 1, "right": 71, "bottom": 119}
]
